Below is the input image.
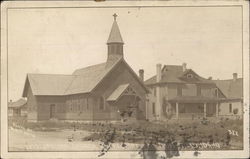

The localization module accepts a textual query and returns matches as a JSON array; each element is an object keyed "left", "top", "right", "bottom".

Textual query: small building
[
  {"left": 213, "top": 73, "right": 243, "bottom": 118},
  {"left": 144, "top": 63, "right": 234, "bottom": 121},
  {"left": 8, "top": 98, "right": 27, "bottom": 117},
  {"left": 22, "top": 15, "right": 148, "bottom": 122}
]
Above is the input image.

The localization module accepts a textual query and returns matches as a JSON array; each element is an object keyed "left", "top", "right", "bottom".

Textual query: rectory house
[{"left": 144, "top": 63, "right": 243, "bottom": 121}]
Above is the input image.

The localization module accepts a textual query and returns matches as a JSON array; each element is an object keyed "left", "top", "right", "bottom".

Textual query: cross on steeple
[{"left": 113, "top": 13, "right": 118, "bottom": 21}]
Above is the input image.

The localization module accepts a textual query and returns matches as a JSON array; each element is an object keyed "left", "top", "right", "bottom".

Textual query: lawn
[{"left": 8, "top": 117, "right": 243, "bottom": 157}]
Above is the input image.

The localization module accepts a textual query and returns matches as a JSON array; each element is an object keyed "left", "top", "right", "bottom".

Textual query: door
[{"left": 50, "top": 104, "right": 56, "bottom": 118}]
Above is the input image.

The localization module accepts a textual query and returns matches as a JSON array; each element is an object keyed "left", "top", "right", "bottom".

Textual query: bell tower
[{"left": 106, "top": 14, "right": 124, "bottom": 67}]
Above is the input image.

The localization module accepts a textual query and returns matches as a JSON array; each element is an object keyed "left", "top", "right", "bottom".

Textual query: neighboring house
[
  {"left": 8, "top": 98, "right": 27, "bottom": 117},
  {"left": 144, "top": 63, "right": 227, "bottom": 121},
  {"left": 22, "top": 15, "right": 148, "bottom": 122},
  {"left": 213, "top": 73, "right": 243, "bottom": 118}
]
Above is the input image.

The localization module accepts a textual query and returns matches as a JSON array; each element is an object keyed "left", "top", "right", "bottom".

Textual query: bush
[{"left": 233, "top": 108, "right": 238, "bottom": 115}]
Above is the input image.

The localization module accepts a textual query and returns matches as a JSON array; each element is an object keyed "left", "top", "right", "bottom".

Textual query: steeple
[{"left": 106, "top": 14, "right": 124, "bottom": 67}]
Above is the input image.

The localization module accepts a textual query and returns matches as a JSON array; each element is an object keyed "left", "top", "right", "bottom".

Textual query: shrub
[{"left": 233, "top": 108, "right": 238, "bottom": 115}]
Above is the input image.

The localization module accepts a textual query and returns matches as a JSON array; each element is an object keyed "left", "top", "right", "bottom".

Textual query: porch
[{"left": 168, "top": 96, "right": 220, "bottom": 119}]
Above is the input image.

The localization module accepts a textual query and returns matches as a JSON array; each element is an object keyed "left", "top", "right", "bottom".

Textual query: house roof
[
  {"left": 107, "top": 83, "right": 130, "bottom": 101},
  {"left": 107, "top": 20, "right": 124, "bottom": 44},
  {"left": 213, "top": 78, "right": 243, "bottom": 99},
  {"left": 168, "top": 96, "right": 220, "bottom": 103},
  {"left": 144, "top": 65, "right": 213, "bottom": 85},
  {"left": 8, "top": 98, "right": 27, "bottom": 108}
]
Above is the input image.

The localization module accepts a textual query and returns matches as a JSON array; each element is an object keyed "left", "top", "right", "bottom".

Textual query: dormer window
[{"left": 187, "top": 74, "right": 193, "bottom": 78}]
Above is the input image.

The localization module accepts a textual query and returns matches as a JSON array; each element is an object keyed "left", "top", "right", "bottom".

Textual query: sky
[{"left": 8, "top": 6, "right": 242, "bottom": 101}]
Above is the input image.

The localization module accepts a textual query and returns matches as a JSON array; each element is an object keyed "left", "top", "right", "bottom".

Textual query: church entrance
[
  {"left": 116, "top": 95, "right": 140, "bottom": 121},
  {"left": 107, "top": 84, "right": 142, "bottom": 121}
]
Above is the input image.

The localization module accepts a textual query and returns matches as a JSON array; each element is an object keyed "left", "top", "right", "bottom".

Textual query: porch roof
[
  {"left": 8, "top": 98, "right": 27, "bottom": 108},
  {"left": 107, "top": 83, "right": 130, "bottom": 102},
  {"left": 168, "top": 96, "right": 220, "bottom": 103}
]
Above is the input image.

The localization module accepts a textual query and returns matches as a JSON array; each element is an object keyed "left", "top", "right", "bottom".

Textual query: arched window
[
  {"left": 187, "top": 74, "right": 193, "bottom": 78},
  {"left": 99, "top": 97, "right": 105, "bottom": 110}
]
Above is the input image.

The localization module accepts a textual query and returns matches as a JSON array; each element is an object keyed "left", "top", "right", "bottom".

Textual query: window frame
[
  {"left": 229, "top": 103, "right": 232, "bottom": 113},
  {"left": 99, "top": 96, "right": 105, "bottom": 110},
  {"left": 152, "top": 102, "right": 156, "bottom": 115}
]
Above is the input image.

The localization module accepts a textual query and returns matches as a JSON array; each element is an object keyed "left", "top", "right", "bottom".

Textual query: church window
[
  {"left": 229, "top": 103, "right": 232, "bottom": 113},
  {"left": 86, "top": 98, "right": 89, "bottom": 110},
  {"left": 80, "top": 98, "right": 84, "bottom": 111},
  {"left": 99, "top": 97, "right": 105, "bottom": 110}
]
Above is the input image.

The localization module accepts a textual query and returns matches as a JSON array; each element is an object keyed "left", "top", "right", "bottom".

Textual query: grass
[{"left": 8, "top": 117, "right": 243, "bottom": 150}]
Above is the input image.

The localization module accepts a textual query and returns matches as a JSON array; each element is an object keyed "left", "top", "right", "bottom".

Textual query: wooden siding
[
  {"left": 219, "top": 101, "right": 242, "bottom": 116},
  {"left": 35, "top": 94, "right": 94, "bottom": 121},
  {"left": 93, "top": 61, "right": 147, "bottom": 120},
  {"left": 36, "top": 96, "right": 66, "bottom": 120}
]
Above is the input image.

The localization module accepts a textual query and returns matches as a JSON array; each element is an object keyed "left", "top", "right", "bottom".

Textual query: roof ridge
[
  {"left": 28, "top": 73, "right": 76, "bottom": 76},
  {"left": 73, "top": 62, "right": 106, "bottom": 74}
]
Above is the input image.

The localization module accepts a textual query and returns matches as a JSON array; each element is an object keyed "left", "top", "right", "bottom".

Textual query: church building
[{"left": 22, "top": 14, "right": 148, "bottom": 122}]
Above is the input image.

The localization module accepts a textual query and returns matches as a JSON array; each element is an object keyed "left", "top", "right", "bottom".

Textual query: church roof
[
  {"left": 65, "top": 59, "right": 121, "bottom": 95},
  {"left": 107, "top": 83, "right": 130, "bottom": 101},
  {"left": 107, "top": 20, "right": 124, "bottom": 44},
  {"left": 144, "top": 65, "right": 213, "bottom": 85},
  {"left": 213, "top": 78, "right": 243, "bottom": 99},
  {"left": 23, "top": 58, "right": 148, "bottom": 96},
  {"left": 23, "top": 58, "right": 122, "bottom": 96},
  {"left": 24, "top": 74, "right": 75, "bottom": 96}
]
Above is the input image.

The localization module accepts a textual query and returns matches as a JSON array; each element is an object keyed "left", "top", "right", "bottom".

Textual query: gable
[
  {"left": 92, "top": 59, "right": 148, "bottom": 94},
  {"left": 22, "top": 74, "right": 75, "bottom": 96},
  {"left": 145, "top": 67, "right": 213, "bottom": 85},
  {"left": 179, "top": 69, "right": 201, "bottom": 82},
  {"left": 65, "top": 58, "right": 122, "bottom": 95},
  {"left": 214, "top": 78, "right": 243, "bottom": 99}
]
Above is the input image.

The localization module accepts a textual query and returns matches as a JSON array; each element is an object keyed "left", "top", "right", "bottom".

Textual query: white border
[{"left": 1, "top": 1, "right": 249, "bottom": 158}]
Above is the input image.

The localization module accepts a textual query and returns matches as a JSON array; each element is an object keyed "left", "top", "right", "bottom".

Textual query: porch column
[
  {"left": 204, "top": 103, "right": 207, "bottom": 118},
  {"left": 145, "top": 99, "right": 149, "bottom": 120},
  {"left": 176, "top": 102, "right": 179, "bottom": 119},
  {"left": 216, "top": 103, "right": 219, "bottom": 117}
]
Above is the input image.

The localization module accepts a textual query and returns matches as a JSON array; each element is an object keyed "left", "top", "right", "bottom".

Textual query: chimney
[
  {"left": 10, "top": 99, "right": 12, "bottom": 103},
  {"left": 182, "top": 63, "right": 187, "bottom": 72},
  {"left": 139, "top": 69, "right": 144, "bottom": 81},
  {"left": 208, "top": 76, "right": 212, "bottom": 80},
  {"left": 233, "top": 73, "right": 238, "bottom": 81},
  {"left": 156, "top": 64, "right": 162, "bottom": 83}
]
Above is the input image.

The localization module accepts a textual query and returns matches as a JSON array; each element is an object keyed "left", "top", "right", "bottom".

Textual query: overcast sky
[{"left": 8, "top": 6, "right": 242, "bottom": 101}]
